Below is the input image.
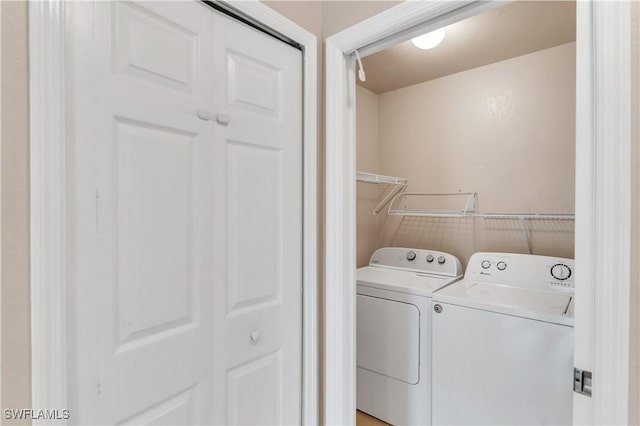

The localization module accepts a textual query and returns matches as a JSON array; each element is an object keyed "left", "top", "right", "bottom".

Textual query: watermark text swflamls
[{"left": 4, "top": 409, "right": 70, "bottom": 421}]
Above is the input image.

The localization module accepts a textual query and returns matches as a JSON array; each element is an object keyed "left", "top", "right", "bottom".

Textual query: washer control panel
[
  {"left": 550, "top": 263, "right": 572, "bottom": 281},
  {"left": 466, "top": 252, "right": 574, "bottom": 291},
  {"left": 369, "top": 247, "right": 462, "bottom": 277}
]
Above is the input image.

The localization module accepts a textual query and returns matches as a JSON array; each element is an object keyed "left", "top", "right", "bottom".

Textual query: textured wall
[{"left": 356, "top": 86, "right": 381, "bottom": 267}]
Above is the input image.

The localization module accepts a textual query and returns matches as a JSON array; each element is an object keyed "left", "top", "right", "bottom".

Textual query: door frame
[
  {"left": 324, "top": 1, "right": 632, "bottom": 425},
  {"left": 29, "top": 1, "right": 318, "bottom": 424}
]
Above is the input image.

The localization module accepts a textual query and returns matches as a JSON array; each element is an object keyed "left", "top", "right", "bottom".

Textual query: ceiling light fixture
[{"left": 411, "top": 28, "right": 447, "bottom": 50}]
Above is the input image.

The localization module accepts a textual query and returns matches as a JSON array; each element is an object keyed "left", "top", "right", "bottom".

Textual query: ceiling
[{"left": 358, "top": 1, "right": 576, "bottom": 94}]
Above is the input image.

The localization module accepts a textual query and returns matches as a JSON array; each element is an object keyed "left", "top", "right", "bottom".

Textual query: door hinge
[{"left": 574, "top": 367, "right": 592, "bottom": 397}]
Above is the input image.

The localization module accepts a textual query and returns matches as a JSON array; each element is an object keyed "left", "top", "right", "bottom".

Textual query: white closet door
[
  {"left": 210, "top": 12, "right": 303, "bottom": 426},
  {"left": 69, "top": 1, "right": 302, "bottom": 424}
]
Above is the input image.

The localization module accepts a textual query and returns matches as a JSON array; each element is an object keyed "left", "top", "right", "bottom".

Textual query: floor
[{"left": 356, "top": 410, "right": 389, "bottom": 426}]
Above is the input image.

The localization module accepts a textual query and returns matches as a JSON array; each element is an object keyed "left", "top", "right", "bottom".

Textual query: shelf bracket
[
  {"left": 519, "top": 217, "right": 533, "bottom": 254},
  {"left": 356, "top": 171, "right": 408, "bottom": 215}
]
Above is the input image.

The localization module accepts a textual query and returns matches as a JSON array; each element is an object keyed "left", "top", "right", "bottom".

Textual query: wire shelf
[
  {"left": 355, "top": 173, "right": 576, "bottom": 223},
  {"left": 479, "top": 213, "right": 575, "bottom": 220},
  {"left": 356, "top": 171, "right": 408, "bottom": 214},
  {"left": 356, "top": 171, "right": 407, "bottom": 186},
  {"left": 388, "top": 192, "right": 478, "bottom": 217}
]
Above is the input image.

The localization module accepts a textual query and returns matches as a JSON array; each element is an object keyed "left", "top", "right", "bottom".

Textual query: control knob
[
  {"left": 481, "top": 260, "right": 491, "bottom": 269},
  {"left": 406, "top": 251, "right": 416, "bottom": 261},
  {"left": 551, "top": 263, "right": 572, "bottom": 280},
  {"left": 426, "top": 255, "right": 434, "bottom": 263},
  {"left": 437, "top": 256, "right": 446, "bottom": 265},
  {"left": 497, "top": 261, "right": 507, "bottom": 271}
]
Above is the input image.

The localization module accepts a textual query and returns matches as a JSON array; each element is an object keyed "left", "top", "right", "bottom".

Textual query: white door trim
[
  {"left": 574, "top": 1, "right": 632, "bottom": 424},
  {"left": 29, "top": 1, "right": 318, "bottom": 424},
  {"left": 325, "top": 1, "right": 632, "bottom": 425},
  {"left": 29, "top": 2, "right": 68, "bottom": 420}
]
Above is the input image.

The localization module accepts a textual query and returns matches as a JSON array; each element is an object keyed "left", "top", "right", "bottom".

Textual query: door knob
[
  {"left": 250, "top": 329, "right": 261, "bottom": 344},
  {"left": 196, "top": 108, "right": 213, "bottom": 121},
  {"left": 216, "top": 113, "right": 231, "bottom": 125}
]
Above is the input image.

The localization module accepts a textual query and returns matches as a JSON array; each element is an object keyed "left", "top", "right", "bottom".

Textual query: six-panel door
[{"left": 70, "top": 2, "right": 302, "bottom": 424}]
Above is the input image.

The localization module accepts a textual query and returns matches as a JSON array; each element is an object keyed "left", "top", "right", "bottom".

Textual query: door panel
[
  {"left": 432, "top": 302, "right": 573, "bottom": 425},
  {"left": 114, "top": 1, "right": 198, "bottom": 94},
  {"left": 73, "top": 2, "right": 214, "bottom": 423},
  {"left": 211, "top": 12, "right": 303, "bottom": 425},
  {"left": 356, "top": 295, "right": 420, "bottom": 384},
  {"left": 226, "top": 351, "right": 282, "bottom": 425},
  {"left": 226, "top": 141, "right": 283, "bottom": 314},
  {"left": 118, "top": 387, "right": 196, "bottom": 425},
  {"left": 115, "top": 119, "right": 198, "bottom": 351},
  {"left": 227, "top": 52, "right": 283, "bottom": 118},
  {"left": 70, "top": 1, "right": 302, "bottom": 424}
]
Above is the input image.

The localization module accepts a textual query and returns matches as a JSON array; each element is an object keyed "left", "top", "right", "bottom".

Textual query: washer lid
[
  {"left": 434, "top": 280, "right": 574, "bottom": 326},
  {"left": 357, "top": 266, "right": 460, "bottom": 297}
]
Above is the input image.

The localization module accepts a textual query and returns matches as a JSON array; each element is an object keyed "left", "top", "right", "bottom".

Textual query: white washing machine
[
  {"left": 356, "top": 247, "right": 463, "bottom": 426},
  {"left": 432, "top": 252, "right": 575, "bottom": 425}
]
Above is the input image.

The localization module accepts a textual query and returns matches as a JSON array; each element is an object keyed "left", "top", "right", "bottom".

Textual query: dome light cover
[{"left": 411, "top": 28, "right": 447, "bottom": 50}]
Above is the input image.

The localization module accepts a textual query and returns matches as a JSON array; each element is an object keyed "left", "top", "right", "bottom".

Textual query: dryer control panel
[
  {"left": 466, "top": 252, "right": 574, "bottom": 292},
  {"left": 369, "top": 247, "right": 462, "bottom": 278}
]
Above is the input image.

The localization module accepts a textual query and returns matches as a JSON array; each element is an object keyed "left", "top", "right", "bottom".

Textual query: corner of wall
[{"left": 1, "top": 1, "right": 32, "bottom": 424}]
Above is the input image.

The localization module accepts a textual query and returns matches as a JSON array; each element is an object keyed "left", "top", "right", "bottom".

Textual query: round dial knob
[
  {"left": 426, "top": 255, "right": 434, "bottom": 263},
  {"left": 550, "top": 263, "right": 572, "bottom": 280},
  {"left": 497, "top": 261, "right": 507, "bottom": 271},
  {"left": 437, "top": 256, "right": 446, "bottom": 265},
  {"left": 406, "top": 251, "right": 417, "bottom": 261},
  {"left": 481, "top": 260, "right": 491, "bottom": 269}
]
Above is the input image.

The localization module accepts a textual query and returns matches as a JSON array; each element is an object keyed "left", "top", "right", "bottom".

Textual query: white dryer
[
  {"left": 432, "top": 252, "right": 575, "bottom": 425},
  {"left": 356, "top": 247, "right": 463, "bottom": 426}
]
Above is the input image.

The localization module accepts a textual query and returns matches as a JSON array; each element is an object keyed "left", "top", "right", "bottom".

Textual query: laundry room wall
[
  {"left": 356, "top": 86, "right": 382, "bottom": 267},
  {"left": 357, "top": 42, "right": 577, "bottom": 270}
]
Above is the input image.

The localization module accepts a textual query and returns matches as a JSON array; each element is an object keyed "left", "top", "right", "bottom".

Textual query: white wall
[{"left": 630, "top": 0, "right": 640, "bottom": 422}]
